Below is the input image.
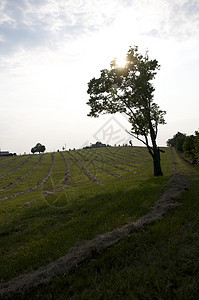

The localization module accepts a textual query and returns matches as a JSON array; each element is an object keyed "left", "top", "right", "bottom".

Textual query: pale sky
[{"left": 0, "top": 0, "right": 198, "bottom": 154}]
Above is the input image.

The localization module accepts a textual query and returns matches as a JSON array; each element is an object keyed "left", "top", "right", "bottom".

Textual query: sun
[{"left": 116, "top": 55, "right": 127, "bottom": 68}]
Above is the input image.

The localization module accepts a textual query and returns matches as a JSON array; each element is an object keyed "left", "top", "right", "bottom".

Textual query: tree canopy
[
  {"left": 87, "top": 46, "right": 166, "bottom": 176},
  {"left": 167, "top": 132, "right": 186, "bottom": 152},
  {"left": 167, "top": 131, "right": 199, "bottom": 163},
  {"left": 31, "top": 143, "right": 46, "bottom": 154}
]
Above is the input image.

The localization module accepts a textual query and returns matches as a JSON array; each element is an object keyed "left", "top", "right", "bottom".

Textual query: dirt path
[
  {"left": 0, "top": 174, "right": 192, "bottom": 298},
  {"left": 170, "top": 147, "right": 177, "bottom": 173},
  {"left": 170, "top": 147, "right": 197, "bottom": 174}
]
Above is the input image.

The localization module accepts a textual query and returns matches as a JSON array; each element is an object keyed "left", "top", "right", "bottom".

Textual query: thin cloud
[
  {"left": 1, "top": 0, "right": 198, "bottom": 58},
  {"left": 145, "top": 0, "right": 199, "bottom": 40},
  {"left": 0, "top": 0, "right": 122, "bottom": 55},
  {"left": 0, "top": 1, "right": 198, "bottom": 153},
  {"left": 169, "top": 0, "right": 199, "bottom": 39}
]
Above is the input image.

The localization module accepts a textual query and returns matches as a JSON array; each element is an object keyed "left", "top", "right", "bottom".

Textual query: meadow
[{"left": 0, "top": 146, "right": 198, "bottom": 299}]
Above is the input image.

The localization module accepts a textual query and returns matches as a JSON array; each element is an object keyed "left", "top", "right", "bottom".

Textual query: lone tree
[
  {"left": 31, "top": 143, "right": 46, "bottom": 154},
  {"left": 87, "top": 46, "right": 166, "bottom": 176}
]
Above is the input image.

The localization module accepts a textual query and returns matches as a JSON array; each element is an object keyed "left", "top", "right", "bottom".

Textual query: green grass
[
  {"left": 0, "top": 177, "right": 168, "bottom": 281},
  {"left": 0, "top": 154, "right": 52, "bottom": 198},
  {"left": 0, "top": 147, "right": 198, "bottom": 299},
  {"left": 17, "top": 175, "right": 199, "bottom": 300}
]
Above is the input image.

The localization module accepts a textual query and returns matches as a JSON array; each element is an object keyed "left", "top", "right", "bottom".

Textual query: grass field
[{"left": 0, "top": 146, "right": 198, "bottom": 299}]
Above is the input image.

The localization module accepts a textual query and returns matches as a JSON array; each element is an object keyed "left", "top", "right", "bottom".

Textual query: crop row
[{"left": 0, "top": 147, "right": 151, "bottom": 205}]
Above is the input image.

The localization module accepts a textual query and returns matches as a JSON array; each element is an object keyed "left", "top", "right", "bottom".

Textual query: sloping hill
[{"left": 0, "top": 147, "right": 198, "bottom": 299}]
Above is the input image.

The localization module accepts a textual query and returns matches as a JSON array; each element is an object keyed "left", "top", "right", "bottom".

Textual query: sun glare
[{"left": 116, "top": 56, "right": 127, "bottom": 68}]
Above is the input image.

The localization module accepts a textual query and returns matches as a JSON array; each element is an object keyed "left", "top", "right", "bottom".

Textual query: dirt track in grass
[
  {"left": 23, "top": 151, "right": 71, "bottom": 207},
  {"left": 0, "top": 173, "right": 192, "bottom": 298},
  {"left": 0, "top": 156, "right": 18, "bottom": 170},
  {"left": 67, "top": 151, "right": 103, "bottom": 185},
  {"left": 84, "top": 150, "right": 135, "bottom": 173},
  {"left": 0, "top": 154, "right": 44, "bottom": 192},
  {"left": 0, "top": 155, "right": 32, "bottom": 180},
  {"left": 0, "top": 153, "right": 55, "bottom": 202},
  {"left": 77, "top": 151, "right": 121, "bottom": 178},
  {"left": 95, "top": 149, "right": 140, "bottom": 168}
]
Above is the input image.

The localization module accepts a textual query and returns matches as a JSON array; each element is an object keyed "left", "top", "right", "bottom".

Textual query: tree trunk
[
  {"left": 147, "top": 117, "right": 163, "bottom": 176},
  {"left": 153, "top": 148, "right": 163, "bottom": 176}
]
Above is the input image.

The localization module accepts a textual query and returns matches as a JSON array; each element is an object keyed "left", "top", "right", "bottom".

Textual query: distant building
[
  {"left": 0, "top": 151, "right": 9, "bottom": 155},
  {"left": 0, "top": 151, "right": 16, "bottom": 156}
]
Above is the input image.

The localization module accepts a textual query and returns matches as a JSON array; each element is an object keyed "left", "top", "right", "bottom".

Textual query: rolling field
[{"left": 0, "top": 146, "right": 198, "bottom": 299}]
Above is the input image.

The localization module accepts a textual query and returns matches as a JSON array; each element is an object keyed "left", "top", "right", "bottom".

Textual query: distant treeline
[
  {"left": 83, "top": 141, "right": 111, "bottom": 149},
  {"left": 167, "top": 131, "right": 199, "bottom": 164},
  {"left": 83, "top": 141, "right": 133, "bottom": 150}
]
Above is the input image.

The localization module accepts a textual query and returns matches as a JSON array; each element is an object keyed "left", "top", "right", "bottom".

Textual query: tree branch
[
  {"left": 126, "top": 130, "right": 154, "bottom": 158},
  {"left": 126, "top": 130, "right": 147, "bottom": 145}
]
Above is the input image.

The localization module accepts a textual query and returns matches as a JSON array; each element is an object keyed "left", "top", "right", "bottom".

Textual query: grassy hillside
[{"left": 0, "top": 147, "right": 198, "bottom": 299}]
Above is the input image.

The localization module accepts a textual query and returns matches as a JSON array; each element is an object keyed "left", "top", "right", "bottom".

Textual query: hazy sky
[{"left": 0, "top": 0, "right": 198, "bottom": 154}]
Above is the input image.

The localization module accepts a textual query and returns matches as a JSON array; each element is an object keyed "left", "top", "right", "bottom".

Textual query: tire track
[{"left": 170, "top": 147, "right": 177, "bottom": 174}]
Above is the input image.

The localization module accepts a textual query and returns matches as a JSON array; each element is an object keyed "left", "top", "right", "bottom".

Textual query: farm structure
[{"left": 0, "top": 151, "right": 16, "bottom": 157}]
